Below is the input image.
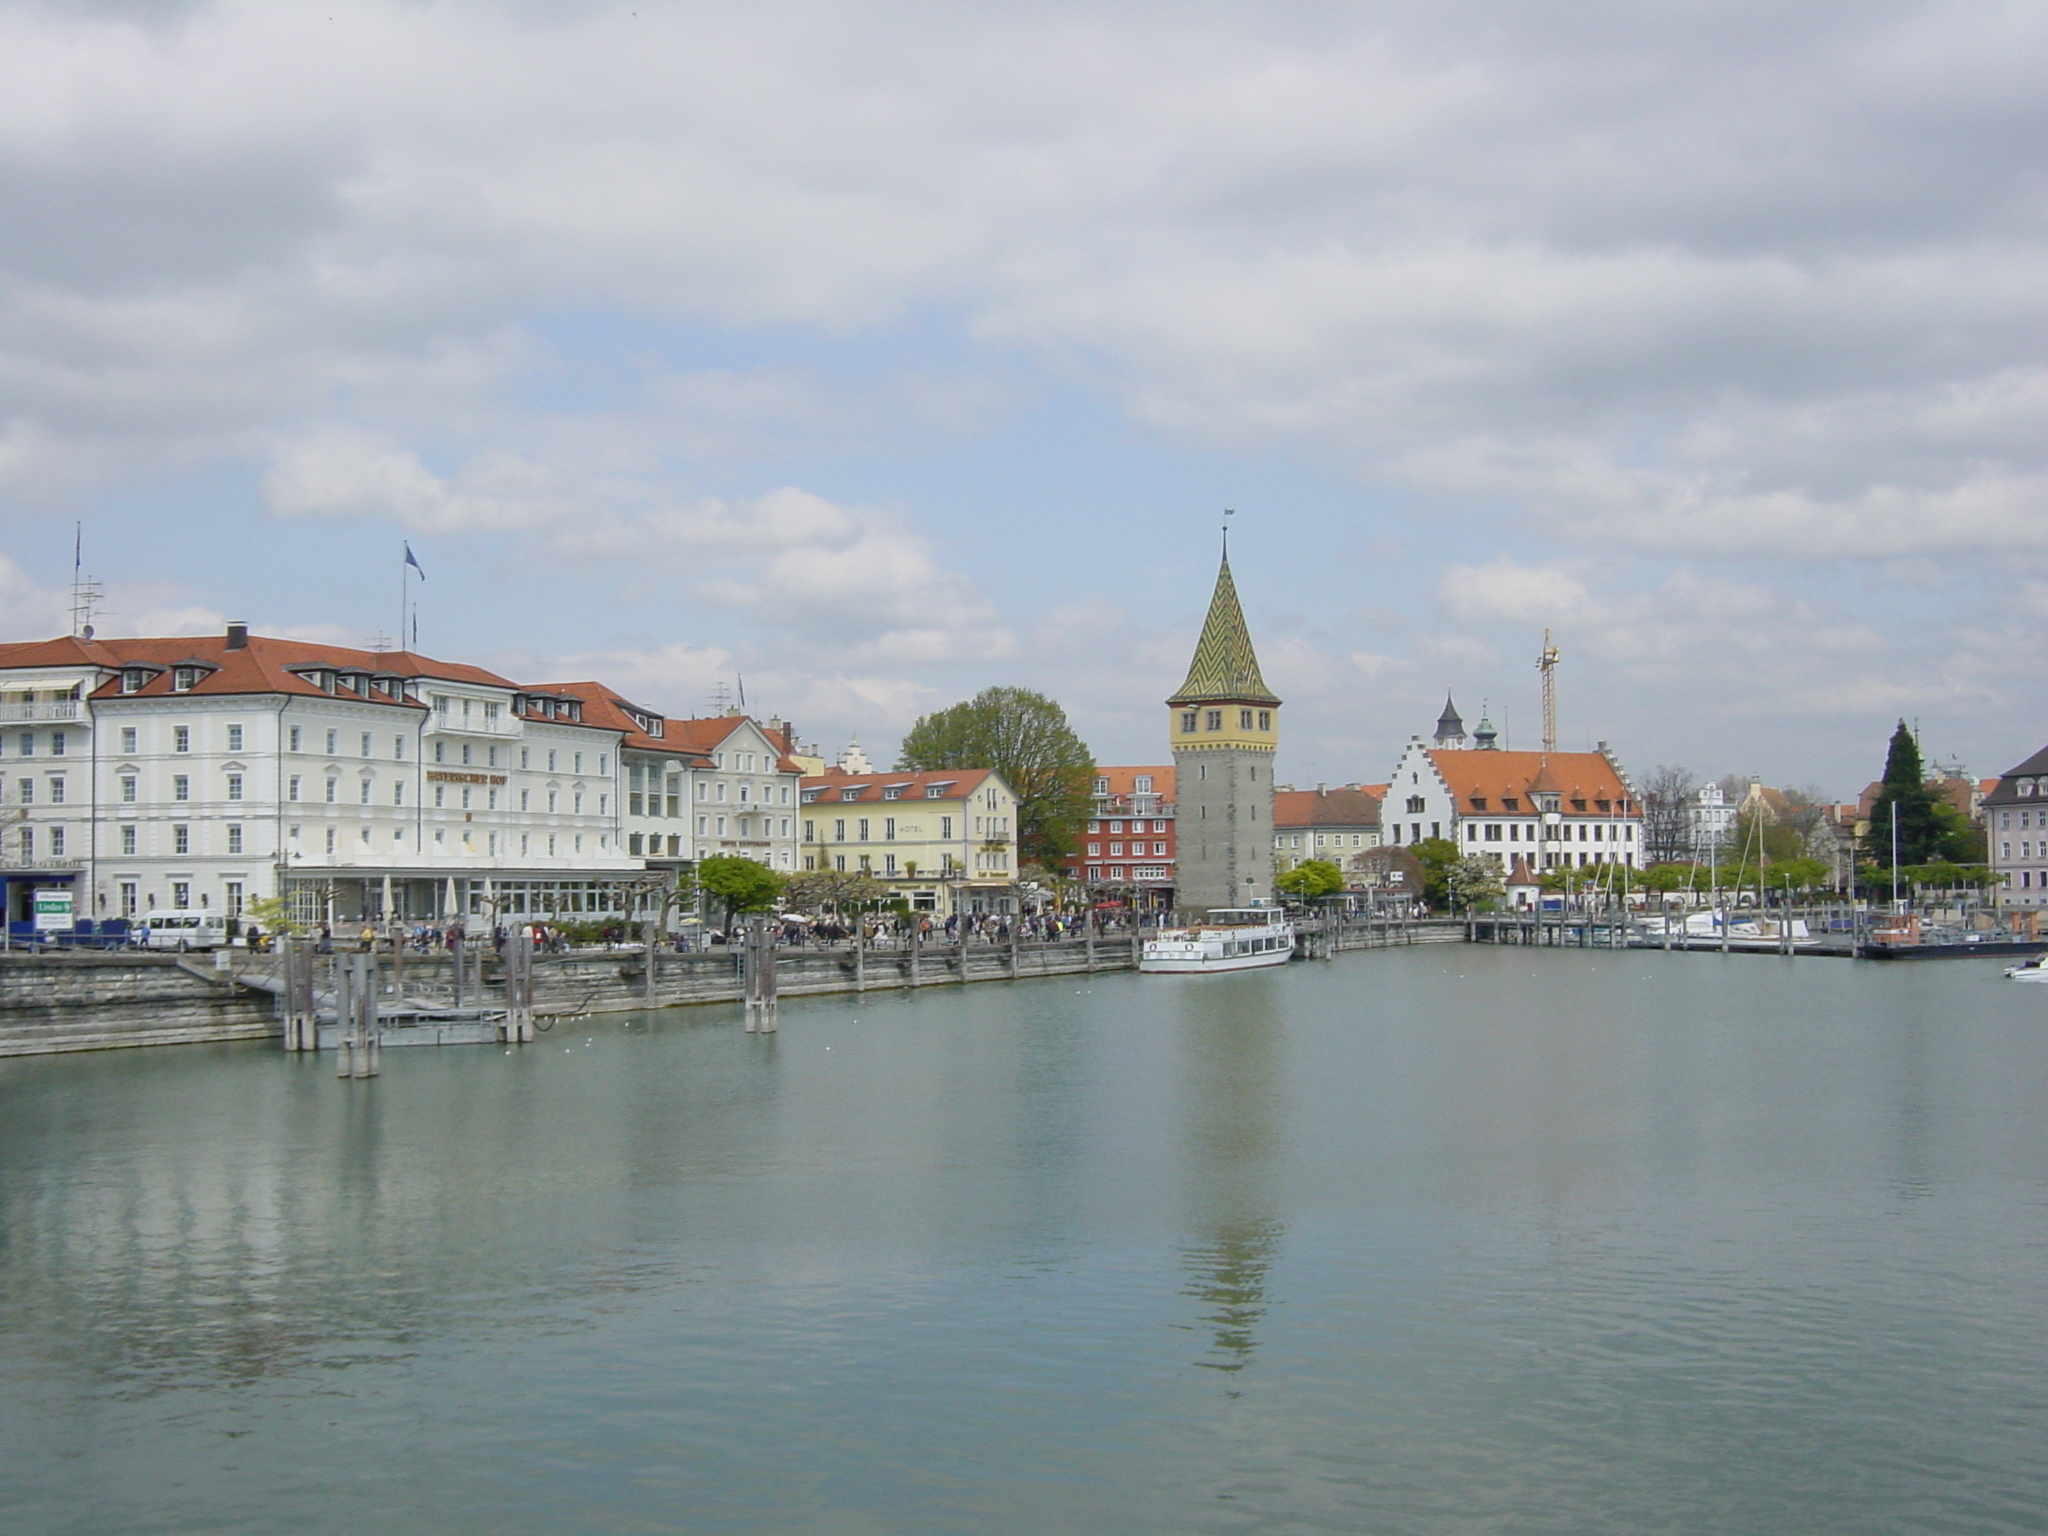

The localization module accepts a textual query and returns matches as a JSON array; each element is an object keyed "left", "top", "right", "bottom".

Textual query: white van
[{"left": 137, "top": 910, "right": 231, "bottom": 952}]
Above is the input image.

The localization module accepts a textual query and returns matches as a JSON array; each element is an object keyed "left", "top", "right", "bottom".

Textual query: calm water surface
[{"left": 3, "top": 948, "right": 2046, "bottom": 1534}]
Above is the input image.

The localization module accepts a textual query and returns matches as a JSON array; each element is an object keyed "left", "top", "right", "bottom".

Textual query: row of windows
[
  {"left": 1179, "top": 708, "right": 1273, "bottom": 733},
  {"left": 1085, "top": 866, "right": 1170, "bottom": 882},
  {"left": 1087, "top": 819, "right": 1169, "bottom": 834},
  {"left": 15, "top": 824, "right": 244, "bottom": 858},
  {"left": 1092, "top": 775, "right": 1157, "bottom": 794},
  {"left": 805, "top": 816, "right": 971, "bottom": 842},
  {"left": 797, "top": 852, "right": 1002, "bottom": 875},
  {"left": 1276, "top": 833, "right": 1370, "bottom": 849},
  {"left": 1087, "top": 842, "right": 1169, "bottom": 857},
  {"left": 1463, "top": 822, "right": 1636, "bottom": 844}
]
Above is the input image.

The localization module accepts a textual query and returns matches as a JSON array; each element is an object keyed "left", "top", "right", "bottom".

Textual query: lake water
[{"left": 3, "top": 947, "right": 2046, "bottom": 1534}]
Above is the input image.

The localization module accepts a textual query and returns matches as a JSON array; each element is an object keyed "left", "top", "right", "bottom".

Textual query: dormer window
[
  {"left": 1470, "top": 796, "right": 1487, "bottom": 811},
  {"left": 172, "top": 666, "right": 198, "bottom": 692},
  {"left": 1595, "top": 799, "right": 1610, "bottom": 814},
  {"left": 2020, "top": 780, "right": 2035, "bottom": 798},
  {"left": 926, "top": 784, "right": 950, "bottom": 798},
  {"left": 841, "top": 789, "right": 861, "bottom": 802},
  {"left": 1503, "top": 797, "right": 1520, "bottom": 811},
  {"left": 122, "top": 668, "right": 149, "bottom": 694}
]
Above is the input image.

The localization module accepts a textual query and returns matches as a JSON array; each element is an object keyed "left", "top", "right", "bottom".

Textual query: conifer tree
[{"left": 1864, "top": 721, "right": 1948, "bottom": 868}]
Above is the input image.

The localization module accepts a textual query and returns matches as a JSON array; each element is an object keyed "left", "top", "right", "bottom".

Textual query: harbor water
[{"left": 3, "top": 947, "right": 2046, "bottom": 1534}]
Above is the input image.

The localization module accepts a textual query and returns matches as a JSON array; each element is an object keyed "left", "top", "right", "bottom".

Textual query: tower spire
[{"left": 1167, "top": 549, "right": 1279, "bottom": 707}]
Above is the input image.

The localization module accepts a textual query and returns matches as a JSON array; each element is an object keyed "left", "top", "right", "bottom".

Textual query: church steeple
[
  {"left": 1167, "top": 556, "right": 1279, "bottom": 707},
  {"left": 1434, "top": 693, "right": 1467, "bottom": 748}
]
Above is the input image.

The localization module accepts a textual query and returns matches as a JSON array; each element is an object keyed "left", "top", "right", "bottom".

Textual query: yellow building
[{"left": 798, "top": 767, "right": 1020, "bottom": 916}]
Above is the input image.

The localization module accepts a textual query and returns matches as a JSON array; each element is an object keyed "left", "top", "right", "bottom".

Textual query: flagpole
[{"left": 400, "top": 546, "right": 408, "bottom": 653}]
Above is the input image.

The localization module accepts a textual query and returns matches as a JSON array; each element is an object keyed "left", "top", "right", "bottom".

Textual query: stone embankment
[
  {"left": 0, "top": 951, "right": 278, "bottom": 1056},
  {"left": 1, "top": 917, "right": 1467, "bottom": 1058}
]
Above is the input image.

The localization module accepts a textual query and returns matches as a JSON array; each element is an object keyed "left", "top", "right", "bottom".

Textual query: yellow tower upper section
[{"left": 1166, "top": 553, "right": 1281, "bottom": 753}]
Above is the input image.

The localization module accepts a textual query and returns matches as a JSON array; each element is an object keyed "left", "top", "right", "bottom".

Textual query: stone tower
[{"left": 1168, "top": 550, "right": 1280, "bottom": 915}]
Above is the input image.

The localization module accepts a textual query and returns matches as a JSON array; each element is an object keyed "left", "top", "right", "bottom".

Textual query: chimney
[{"left": 225, "top": 622, "right": 248, "bottom": 651}]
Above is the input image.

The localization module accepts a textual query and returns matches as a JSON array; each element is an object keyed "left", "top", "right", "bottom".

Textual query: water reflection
[{"left": 1173, "top": 975, "right": 1286, "bottom": 1378}]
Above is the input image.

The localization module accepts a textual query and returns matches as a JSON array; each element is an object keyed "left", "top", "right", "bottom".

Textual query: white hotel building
[{"left": 0, "top": 626, "right": 797, "bottom": 933}]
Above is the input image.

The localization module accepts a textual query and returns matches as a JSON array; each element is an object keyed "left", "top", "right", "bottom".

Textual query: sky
[{"left": 2, "top": 0, "right": 2044, "bottom": 797}]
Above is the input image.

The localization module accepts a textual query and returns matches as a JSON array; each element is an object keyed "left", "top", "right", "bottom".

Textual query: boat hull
[{"left": 1138, "top": 946, "right": 1293, "bottom": 974}]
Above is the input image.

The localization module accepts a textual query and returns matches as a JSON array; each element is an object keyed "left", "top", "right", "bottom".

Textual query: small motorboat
[{"left": 2003, "top": 954, "right": 2048, "bottom": 982}]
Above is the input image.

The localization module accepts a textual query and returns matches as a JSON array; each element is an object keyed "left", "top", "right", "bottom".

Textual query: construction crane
[{"left": 1535, "top": 629, "right": 1560, "bottom": 755}]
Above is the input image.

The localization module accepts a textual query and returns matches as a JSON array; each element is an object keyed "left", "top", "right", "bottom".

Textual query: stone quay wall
[
  {"left": 1, "top": 919, "right": 1467, "bottom": 1058},
  {"left": 0, "top": 952, "right": 279, "bottom": 1057}
]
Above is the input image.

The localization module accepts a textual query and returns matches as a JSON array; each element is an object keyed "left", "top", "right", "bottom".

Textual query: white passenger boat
[
  {"left": 1139, "top": 907, "right": 1297, "bottom": 974},
  {"left": 2003, "top": 954, "right": 2048, "bottom": 982}
]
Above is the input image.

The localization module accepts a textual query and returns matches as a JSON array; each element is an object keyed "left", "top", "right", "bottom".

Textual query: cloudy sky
[{"left": 2, "top": 0, "right": 2044, "bottom": 793}]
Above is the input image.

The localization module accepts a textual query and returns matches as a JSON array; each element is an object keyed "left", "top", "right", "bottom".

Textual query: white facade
[
  {"left": 0, "top": 632, "right": 647, "bottom": 932},
  {"left": 1385, "top": 737, "right": 1644, "bottom": 874}
]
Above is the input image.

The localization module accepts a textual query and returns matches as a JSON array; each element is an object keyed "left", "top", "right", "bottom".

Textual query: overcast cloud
[{"left": 1, "top": 0, "right": 2043, "bottom": 790}]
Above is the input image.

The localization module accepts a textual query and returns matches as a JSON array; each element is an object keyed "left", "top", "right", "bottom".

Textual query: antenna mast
[
  {"left": 69, "top": 523, "right": 102, "bottom": 639},
  {"left": 1536, "top": 628, "right": 1560, "bottom": 755}
]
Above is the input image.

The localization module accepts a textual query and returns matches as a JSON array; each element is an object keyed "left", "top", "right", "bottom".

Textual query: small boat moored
[{"left": 1139, "top": 906, "right": 1296, "bottom": 974}]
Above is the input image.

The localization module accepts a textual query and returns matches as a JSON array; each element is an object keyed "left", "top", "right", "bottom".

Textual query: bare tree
[{"left": 1640, "top": 764, "right": 1699, "bottom": 865}]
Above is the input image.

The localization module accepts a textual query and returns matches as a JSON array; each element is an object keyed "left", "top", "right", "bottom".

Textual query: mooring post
[
  {"left": 503, "top": 926, "right": 534, "bottom": 1043},
  {"left": 908, "top": 922, "right": 921, "bottom": 988},
  {"left": 1085, "top": 912, "right": 1096, "bottom": 973},
  {"left": 450, "top": 933, "right": 464, "bottom": 1010},
  {"left": 743, "top": 914, "right": 778, "bottom": 1033}
]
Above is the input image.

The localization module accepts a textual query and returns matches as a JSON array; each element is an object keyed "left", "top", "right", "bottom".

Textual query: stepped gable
[
  {"left": 1426, "top": 748, "right": 1631, "bottom": 812},
  {"left": 1166, "top": 557, "right": 1279, "bottom": 706}
]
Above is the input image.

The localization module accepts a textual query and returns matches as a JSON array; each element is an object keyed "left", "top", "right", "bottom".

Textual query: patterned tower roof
[{"left": 1166, "top": 556, "right": 1280, "bottom": 707}]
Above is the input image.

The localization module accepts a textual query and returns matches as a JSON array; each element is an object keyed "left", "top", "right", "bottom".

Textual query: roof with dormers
[
  {"left": 1422, "top": 748, "right": 1635, "bottom": 815},
  {"left": 799, "top": 766, "right": 1009, "bottom": 806},
  {"left": 1982, "top": 745, "right": 2048, "bottom": 806},
  {"left": 0, "top": 631, "right": 518, "bottom": 708},
  {"left": 535, "top": 683, "right": 809, "bottom": 771},
  {"left": 1167, "top": 557, "right": 1280, "bottom": 707}
]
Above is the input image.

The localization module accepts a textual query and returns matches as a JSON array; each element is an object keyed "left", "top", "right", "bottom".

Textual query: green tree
[
  {"left": 896, "top": 686, "right": 1095, "bottom": 865},
  {"left": 242, "top": 893, "right": 307, "bottom": 937},
  {"left": 697, "top": 855, "right": 785, "bottom": 931},
  {"left": 1410, "top": 836, "right": 1460, "bottom": 909},
  {"left": 1276, "top": 858, "right": 1344, "bottom": 901},
  {"left": 1864, "top": 722, "right": 1949, "bottom": 868}
]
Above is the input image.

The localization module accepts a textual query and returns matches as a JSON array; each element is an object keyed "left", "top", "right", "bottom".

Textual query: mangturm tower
[{"left": 1168, "top": 546, "right": 1280, "bottom": 915}]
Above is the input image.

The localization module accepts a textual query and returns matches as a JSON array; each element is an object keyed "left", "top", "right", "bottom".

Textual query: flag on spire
[{"left": 404, "top": 542, "right": 425, "bottom": 578}]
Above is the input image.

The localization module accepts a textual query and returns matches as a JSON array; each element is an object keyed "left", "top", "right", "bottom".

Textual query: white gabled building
[
  {"left": 544, "top": 683, "right": 805, "bottom": 875},
  {"left": 1384, "top": 734, "right": 1644, "bottom": 873}
]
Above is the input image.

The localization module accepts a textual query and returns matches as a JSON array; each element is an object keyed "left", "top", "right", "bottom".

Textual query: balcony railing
[{"left": 0, "top": 701, "right": 81, "bottom": 722}]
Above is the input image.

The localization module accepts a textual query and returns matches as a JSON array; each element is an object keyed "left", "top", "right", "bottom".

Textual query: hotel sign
[{"left": 425, "top": 771, "right": 508, "bottom": 785}]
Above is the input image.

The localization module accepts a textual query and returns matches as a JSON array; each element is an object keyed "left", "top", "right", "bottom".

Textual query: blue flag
[{"left": 404, "top": 542, "right": 425, "bottom": 578}]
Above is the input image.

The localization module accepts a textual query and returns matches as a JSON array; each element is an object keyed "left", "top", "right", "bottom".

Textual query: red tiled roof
[
  {"left": 1273, "top": 786, "right": 1382, "bottom": 830},
  {"left": 801, "top": 767, "right": 998, "bottom": 805},
  {"left": 1092, "top": 765, "right": 1175, "bottom": 798},
  {"left": 0, "top": 631, "right": 523, "bottom": 709},
  {"left": 1427, "top": 749, "right": 1632, "bottom": 812}
]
